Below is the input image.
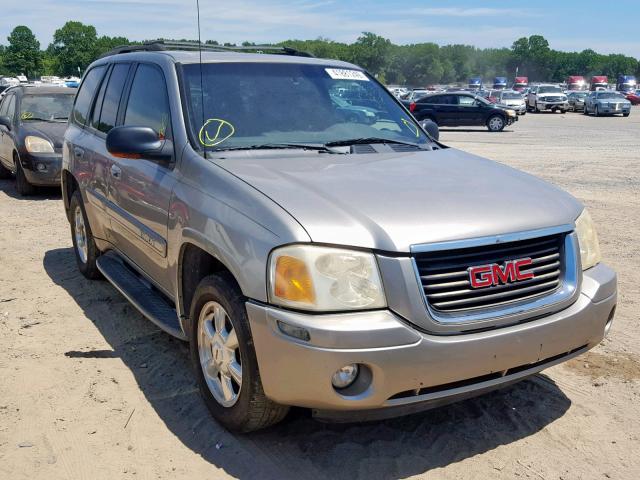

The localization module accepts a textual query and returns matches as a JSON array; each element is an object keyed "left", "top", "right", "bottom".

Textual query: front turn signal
[{"left": 273, "top": 255, "right": 316, "bottom": 305}]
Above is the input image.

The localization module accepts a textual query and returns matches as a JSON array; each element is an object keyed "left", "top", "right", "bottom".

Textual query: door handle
[{"left": 110, "top": 164, "right": 122, "bottom": 179}]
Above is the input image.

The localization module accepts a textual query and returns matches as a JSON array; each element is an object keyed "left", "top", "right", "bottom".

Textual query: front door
[
  {"left": 456, "top": 95, "right": 484, "bottom": 126},
  {"left": 107, "top": 63, "right": 177, "bottom": 294}
]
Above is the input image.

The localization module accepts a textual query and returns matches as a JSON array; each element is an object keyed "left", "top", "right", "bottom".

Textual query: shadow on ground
[
  {"left": 0, "top": 178, "right": 62, "bottom": 200},
  {"left": 44, "top": 247, "right": 571, "bottom": 480}
]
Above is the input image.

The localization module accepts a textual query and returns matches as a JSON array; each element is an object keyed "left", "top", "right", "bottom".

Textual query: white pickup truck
[{"left": 527, "top": 84, "right": 569, "bottom": 113}]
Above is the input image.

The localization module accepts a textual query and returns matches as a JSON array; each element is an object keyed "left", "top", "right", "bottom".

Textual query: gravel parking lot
[{"left": 1, "top": 109, "right": 639, "bottom": 480}]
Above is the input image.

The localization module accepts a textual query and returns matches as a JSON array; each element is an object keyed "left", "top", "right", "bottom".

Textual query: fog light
[
  {"left": 37, "top": 163, "right": 47, "bottom": 172},
  {"left": 331, "top": 364, "right": 359, "bottom": 389}
]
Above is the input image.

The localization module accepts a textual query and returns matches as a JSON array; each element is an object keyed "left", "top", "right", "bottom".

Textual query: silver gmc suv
[{"left": 61, "top": 43, "right": 617, "bottom": 432}]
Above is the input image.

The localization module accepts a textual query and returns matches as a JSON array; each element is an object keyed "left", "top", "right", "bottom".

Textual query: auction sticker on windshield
[{"left": 325, "top": 68, "right": 369, "bottom": 81}]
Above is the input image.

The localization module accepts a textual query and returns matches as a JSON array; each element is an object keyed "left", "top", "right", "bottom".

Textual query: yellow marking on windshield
[
  {"left": 21, "top": 112, "right": 34, "bottom": 120},
  {"left": 198, "top": 118, "right": 235, "bottom": 147},
  {"left": 401, "top": 118, "right": 420, "bottom": 137}
]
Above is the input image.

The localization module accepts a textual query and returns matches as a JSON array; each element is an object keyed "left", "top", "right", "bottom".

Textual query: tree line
[{"left": 1, "top": 22, "right": 639, "bottom": 86}]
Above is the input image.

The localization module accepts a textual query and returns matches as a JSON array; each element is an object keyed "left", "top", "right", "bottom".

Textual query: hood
[
  {"left": 22, "top": 121, "right": 68, "bottom": 149},
  {"left": 214, "top": 148, "right": 582, "bottom": 252}
]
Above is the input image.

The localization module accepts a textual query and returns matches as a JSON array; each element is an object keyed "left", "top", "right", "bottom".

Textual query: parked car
[
  {"left": 624, "top": 90, "right": 640, "bottom": 105},
  {"left": 0, "top": 85, "right": 76, "bottom": 195},
  {"left": 496, "top": 90, "right": 526, "bottom": 115},
  {"left": 584, "top": 91, "right": 631, "bottom": 117},
  {"left": 407, "top": 92, "right": 517, "bottom": 131},
  {"left": 527, "top": 85, "right": 569, "bottom": 113},
  {"left": 62, "top": 43, "right": 616, "bottom": 432},
  {"left": 567, "top": 91, "right": 588, "bottom": 112}
]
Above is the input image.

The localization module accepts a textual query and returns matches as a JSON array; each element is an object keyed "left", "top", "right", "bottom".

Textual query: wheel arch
[
  {"left": 61, "top": 169, "right": 79, "bottom": 221},
  {"left": 177, "top": 239, "right": 243, "bottom": 338}
]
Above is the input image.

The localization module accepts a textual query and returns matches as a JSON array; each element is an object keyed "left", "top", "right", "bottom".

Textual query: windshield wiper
[
  {"left": 22, "top": 117, "right": 49, "bottom": 122},
  {"left": 324, "top": 137, "right": 425, "bottom": 148},
  {"left": 209, "top": 143, "right": 339, "bottom": 153}
]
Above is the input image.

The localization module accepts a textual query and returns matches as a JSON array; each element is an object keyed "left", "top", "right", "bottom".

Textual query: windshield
[
  {"left": 20, "top": 93, "right": 75, "bottom": 121},
  {"left": 538, "top": 86, "right": 562, "bottom": 94},
  {"left": 572, "top": 92, "right": 587, "bottom": 98},
  {"left": 182, "top": 62, "right": 430, "bottom": 151},
  {"left": 500, "top": 92, "right": 522, "bottom": 99},
  {"left": 597, "top": 92, "right": 626, "bottom": 100}
]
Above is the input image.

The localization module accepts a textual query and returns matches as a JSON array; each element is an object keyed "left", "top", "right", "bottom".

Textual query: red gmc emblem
[{"left": 468, "top": 258, "right": 534, "bottom": 288}]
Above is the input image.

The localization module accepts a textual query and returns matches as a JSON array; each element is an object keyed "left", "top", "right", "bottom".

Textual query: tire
[
  {"left": 487, "top": 115, "right": 505, "bottom": 132},
  {"left": 594, "top": 105, "right": 599, "bottom": 117},
  {"left": 623, "top": 112, "right": 630, "bottom": 117},
  {"left": 0, "top": 161, "right": 11, "bottom": 179},
  {"left": 69, "top": 189, "right": 102, "bottom": 279},
  {"left": 189, "top": 273, "right": 289, "bottom": 432},
  {"left": 583, "top": 106, "right": 590, "bottom": 115},
  {"left": 15, "top": 155, "right": 36, "bottom": 196},
  {"left": 534, "top": 104, "right": 540, "bottom": 113}
]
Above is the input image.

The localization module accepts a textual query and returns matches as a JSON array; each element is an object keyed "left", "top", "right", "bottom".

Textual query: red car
[{"left": 625, "top": 91, "right": 640, "bottom": 105}]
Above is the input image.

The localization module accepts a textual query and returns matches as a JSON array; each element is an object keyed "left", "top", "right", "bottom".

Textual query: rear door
[
  {"left": 107, "top": 62, "right": 177, "bottom": 292},
  {"left": 67, "top": 65, "right": 109, "bottom": 236},
  {"left": 85, "top": 62, "right": 133, "bottom": 239}
]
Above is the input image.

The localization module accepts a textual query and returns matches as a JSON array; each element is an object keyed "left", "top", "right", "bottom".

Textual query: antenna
[{"left": 196, "top": 0, "right": 205, "bottom": 153}]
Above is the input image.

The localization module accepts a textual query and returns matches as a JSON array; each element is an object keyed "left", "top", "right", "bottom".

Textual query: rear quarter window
[{"left": 72, "top": 65, "right": 107, "bottom": 127}]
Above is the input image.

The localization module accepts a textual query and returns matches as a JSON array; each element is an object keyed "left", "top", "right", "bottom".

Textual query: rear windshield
[
  {"left": 182, "top": 62, "right": 429, "bottom": 151},
  {"left": 538, "top": 86, "right": 562, "bottom": 94},
  {"left": 21, "top": 93, "right": 75, "bottom": 121},
  {"left": 500, "top": 92, "right": 522, "bottom": 99}
]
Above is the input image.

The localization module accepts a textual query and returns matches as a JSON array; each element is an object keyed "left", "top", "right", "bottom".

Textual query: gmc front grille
[{"left": 414, "top": 233, "right": 564, "bottom": 314}]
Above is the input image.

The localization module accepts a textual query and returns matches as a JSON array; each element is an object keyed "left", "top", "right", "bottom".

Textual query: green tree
[
  {"left": 94, "top": 35, "right": 130, "bottom": 57},
  {"left": 49, "top": 21, "right": 98, "bottom": 76},
  {"left": 350, "top": 32, "right": 392, "bottom": 77},
  {"left": 4, "top": 26, "right": 41, "bottom": 78}
]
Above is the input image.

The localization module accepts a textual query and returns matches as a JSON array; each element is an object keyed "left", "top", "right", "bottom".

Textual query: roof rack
[{"left": 99, "top": 40, "right": 314, "bottom": 59}]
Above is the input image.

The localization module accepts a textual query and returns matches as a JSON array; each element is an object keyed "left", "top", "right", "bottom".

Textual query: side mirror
[
  {"left": 0, "top": 115, "right": 12, "bottom": 130},
  {"left": 106, "top": 126, "right": 172, "bottom": 161}
]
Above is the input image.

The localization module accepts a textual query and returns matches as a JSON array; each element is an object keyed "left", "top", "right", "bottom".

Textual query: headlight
[
  {"left": 575, "top": 209, "right": 601, "bottom": 270},
  {"left": 268, "top": 245, "right": 386, "bottom": 311},
  {"left": 506, "top": 109, "right": 516, "bottom": 117},
  {"left": 25, "top": 136, "right": 54, "bottom": 153}
]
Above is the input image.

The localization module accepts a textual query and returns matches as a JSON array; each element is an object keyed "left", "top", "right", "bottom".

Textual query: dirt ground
[{"left": 1, "top": 110, "right": 639, "bottom": 480}]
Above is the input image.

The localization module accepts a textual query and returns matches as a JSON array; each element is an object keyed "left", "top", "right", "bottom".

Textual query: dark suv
[
  {"left": 62, "top": 43, "right": 615, "bottom": 432},
  {"left": 0, "top": 86, "right": 76, "bottom": 195},
  {"left": 407, "top": 92, "right": 518, "bottom": 131}
]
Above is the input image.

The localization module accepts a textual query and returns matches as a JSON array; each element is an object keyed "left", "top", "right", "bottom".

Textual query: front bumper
[
  {"left": 247, "top": 263, "right": 616, "bottom": 419},
  {"left": 21, "top": 153, "right": 62, "bottom": 186},
  {"left": 537, "top": 101, "right": 569, "bottom": 111},
  {"left": 597, "top": 104, "right": 631, "bottom": 114},
  {"left": 506, "top": 104, "right": 527, "bottom": 114}
]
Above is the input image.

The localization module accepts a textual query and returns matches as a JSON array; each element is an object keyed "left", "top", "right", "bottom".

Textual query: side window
[
  {"left": 438, "top": 95, "right": 455, "bottom": 105},
  {"left": 72, "top": 65, "right": 107, "bottom": 126},
  {"left": 458, "top": 95, "right": 475, "bottom": 106},
  {"left": 0, "top": 95, "right": 10, "bottom": 117},
  {"left": 420, "top": 96, "right": 437, "bottom": 104},
  {"left": 124, "top": 64, "right": 171, "bottom": 140},
  {"left": 5, "top": 95, "right": 16, "bottom": 121},
  {"left": 90, "top": 66, "right": 111, "bottom": 131},
  {"left": 95, "top": 63, "right": 130, "bottom": 134}
]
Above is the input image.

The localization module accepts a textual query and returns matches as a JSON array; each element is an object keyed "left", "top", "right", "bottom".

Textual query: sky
[{"left": 2, "top": 0, "right": 639, "bottom": 58}]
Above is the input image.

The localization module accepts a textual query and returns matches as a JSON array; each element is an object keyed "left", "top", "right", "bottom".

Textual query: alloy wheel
[
  {"left": 74, "top": 206, "right": 88, "bottom": 264},
  {"left": 197, "top": 301, "right": 242, "bottom": 407}
]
